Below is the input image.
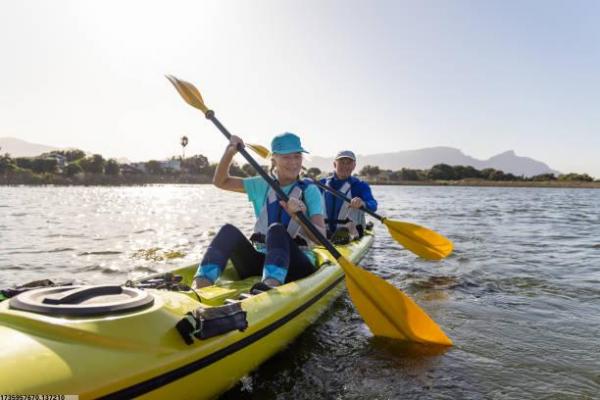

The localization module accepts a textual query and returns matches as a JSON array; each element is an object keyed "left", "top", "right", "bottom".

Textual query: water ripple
[
  {"left": 1, "top": 185, "right": 599, "bottom": 399},
  {"left": 77, "top": 251, "right": 123, "bottom": 256},
  {"left": 6, "top": 247, "right": 75, "bottom": 255}
]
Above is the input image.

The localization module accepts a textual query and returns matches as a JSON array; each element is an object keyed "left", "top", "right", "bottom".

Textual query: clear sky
[{"left": 1, "top": 0, "right": 599, "bottom": 176}]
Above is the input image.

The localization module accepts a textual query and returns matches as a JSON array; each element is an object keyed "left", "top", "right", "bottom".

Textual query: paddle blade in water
[
  {"left": 383, "top": 219, "right": 453, "bottom": 260},
  {"left": 165, "top": 75, "right": 210, "bottom": 114},
  {"left": 338, "top": 256, "right": 452, "bottom": 346},
  {"left": 247, "top": 143, "right": 271, "bottom": 159}
]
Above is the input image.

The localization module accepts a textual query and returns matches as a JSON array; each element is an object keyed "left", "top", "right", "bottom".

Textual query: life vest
[
  {"left": 253, "top": 179, "right": 311, "bottom": 244},
  {"left": 323, "top": 175, "right": 366, "bottom": 233}
]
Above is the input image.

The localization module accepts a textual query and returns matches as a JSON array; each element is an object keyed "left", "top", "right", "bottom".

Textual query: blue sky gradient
[{"left": 1, "top": 0, "right": 599, "bottom": 176}]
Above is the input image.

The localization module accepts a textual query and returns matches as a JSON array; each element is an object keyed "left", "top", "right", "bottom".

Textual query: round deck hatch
[{"left": 9, "top": 285, "right": 154, "bottom": 317}]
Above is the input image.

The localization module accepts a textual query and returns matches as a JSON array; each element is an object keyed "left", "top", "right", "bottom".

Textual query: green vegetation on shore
[
  {"left": 0, "top": 149, "right": 598, "bottom": 188},
  {"left": 0, "top": 149, "right": 256, "bottom": 185},
  {"left": 355, "top": 164, "right": 599, "bottom": 188}
]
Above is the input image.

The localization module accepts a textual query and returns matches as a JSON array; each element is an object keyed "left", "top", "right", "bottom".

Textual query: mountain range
[
  {"left": 1, "top": 137, "right": 558, "bottom": 177},
  {"left": 0, "top": 137, "right": 59, "bottom": 157},
  {"left": 307, "top": 146, "right": 558, "bottom": 177}
]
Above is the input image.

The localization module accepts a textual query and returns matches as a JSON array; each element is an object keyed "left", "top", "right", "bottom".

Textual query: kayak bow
[{"left": 0, "top": 233, "right": 374, "bottom": 399}]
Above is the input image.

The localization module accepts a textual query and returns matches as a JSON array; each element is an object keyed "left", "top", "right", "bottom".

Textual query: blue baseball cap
[{"left": 271, "top": 132, "right": 309, "bottom": 154}]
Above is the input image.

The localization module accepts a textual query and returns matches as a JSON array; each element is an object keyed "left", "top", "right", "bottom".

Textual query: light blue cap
[{"left": 271, "top": 132, "right": 309, "bottom": 155}]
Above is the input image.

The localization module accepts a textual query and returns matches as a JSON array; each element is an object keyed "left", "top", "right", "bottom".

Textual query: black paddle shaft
[
  {"left": 310, "top": 178, "right": 383, "bottom": 222},
  {"left": 205, "top": 111, "right": 342, "bottom": 259}
]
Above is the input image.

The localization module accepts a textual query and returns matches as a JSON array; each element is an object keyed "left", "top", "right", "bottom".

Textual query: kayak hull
[{"left": 0, "top": 233, "right": 374, "bottom": 399}]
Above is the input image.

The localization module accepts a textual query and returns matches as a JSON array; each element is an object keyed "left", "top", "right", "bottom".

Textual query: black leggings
[{"left": 200, "top": 223, "right": 316, "bottom": 283}]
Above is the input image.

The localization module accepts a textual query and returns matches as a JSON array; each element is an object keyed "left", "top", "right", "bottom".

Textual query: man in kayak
[
  {"left": 193, "top": 132, "right": 326, "bottom": 290},
  {"left": 320, "top": 150, "right": 377, "bottom": 244}
]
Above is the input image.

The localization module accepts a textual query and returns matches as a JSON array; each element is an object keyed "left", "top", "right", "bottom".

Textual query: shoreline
[
  {"left": 365, "top": 179, "right": 600, "bottom": 189},
  {"left": 0, "top": 173, "right": 213, "bottom": 186},
  {"left": 1, "top": 174, "right": 599, "bottom": 189}
]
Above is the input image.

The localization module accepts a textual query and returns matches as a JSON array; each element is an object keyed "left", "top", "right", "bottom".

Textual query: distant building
[
  {"left": 122, "top": 160, "right": 181, "bottom": 174},
  {"left": 160, "top": 159, "right": 181, "bottom": 171},
  {"left": 120, "top": 164, "right": 144, "bottom": 175},
  {"left": 129, "top": 162, "right": 147, "bottom": 173},
  {"left": 45, "top": 154, "right": 67, "bottom": 172}
]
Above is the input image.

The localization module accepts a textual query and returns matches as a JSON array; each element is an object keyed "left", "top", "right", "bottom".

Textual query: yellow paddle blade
[
  {"left": 247, "top": 143, "right": 271, "bottom": 159},
  {"left": 338, "top": 257, "right": 452, "bottom": 345},
  {"left": 165, "top": 75, "right": 210, "bottom": 114},
  {"left": 383, "top": 219, "right": 453, "bottom": 260}
]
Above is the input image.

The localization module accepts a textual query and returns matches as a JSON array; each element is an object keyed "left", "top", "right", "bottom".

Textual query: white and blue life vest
[
  {"left": 323, "top": 175, "right": 366, "bottom": 233},
  {"left": 253, "top": 179, "right": 310, "bottom": 243}
]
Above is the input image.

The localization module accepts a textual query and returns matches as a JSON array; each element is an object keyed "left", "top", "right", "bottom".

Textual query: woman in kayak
[{"left": 193, "top": 132, "right": 326, "bottom": 290}]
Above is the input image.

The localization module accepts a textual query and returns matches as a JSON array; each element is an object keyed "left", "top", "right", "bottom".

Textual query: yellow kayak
[{"left": 0, "top": 232, "right": 374, "bottom": 399}]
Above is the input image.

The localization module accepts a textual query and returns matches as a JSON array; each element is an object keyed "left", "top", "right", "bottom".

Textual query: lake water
[{"left": 1, "top": 185, "right": 599, "bottom": 399}]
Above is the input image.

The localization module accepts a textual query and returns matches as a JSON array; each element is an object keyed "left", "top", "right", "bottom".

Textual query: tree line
[
  {"left": 0, "top": 148, "right": 596, "bottom": 183},
  {"left": 0, "top": 149, "right": 264, "bottom": 180},
  {"left": 0, "top": 150, "right": 119, "bottom": 176},
  {"left": 356, "top": 164, "right": 596, "bottom": 182}
]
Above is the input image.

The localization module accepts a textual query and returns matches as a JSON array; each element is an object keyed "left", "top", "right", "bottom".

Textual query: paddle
[
  {"left": 311, "top": 179, "right": 453, "bottom": 260},
  {"left": 166, "top": 75, "right": 452, "bottom": 346},
  {"left": 241, "top": 143, "right": 453, "bottom": 260},
  {"left": 246, "top": 143, "right": 271, "bottom": 159}
]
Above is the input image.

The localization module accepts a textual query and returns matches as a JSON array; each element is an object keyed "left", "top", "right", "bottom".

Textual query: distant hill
[
  {"left": 307, "top": 146, "right": 559, "bottom": 177},
  {"left": 2, "top": 137, "right": 559, "bottom": 177},
  {"left": 0, "top": 137, "right": 59, "bottom": 157}
]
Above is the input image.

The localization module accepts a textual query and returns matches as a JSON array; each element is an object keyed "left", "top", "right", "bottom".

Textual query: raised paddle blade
[
  {"left": 338, "top": 257, "right": 452, "bottom": 345},
  {"left": 247, "top": 143, "right": 271, "bottom": 159},
  {"left": 383, "top": 219, "right": 453, "bottom": 260},
  {"left": 165, "top": 75, "right": 210, "bottom": 114}
]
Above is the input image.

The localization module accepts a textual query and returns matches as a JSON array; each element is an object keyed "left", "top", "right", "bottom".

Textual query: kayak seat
[{"left": 195, "top": 275, "right": 261, "bottom": 306}]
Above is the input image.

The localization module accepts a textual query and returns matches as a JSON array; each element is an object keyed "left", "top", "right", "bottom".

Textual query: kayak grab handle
[{"left": 42, "top": 285, "right": 123, "bottom": 305}]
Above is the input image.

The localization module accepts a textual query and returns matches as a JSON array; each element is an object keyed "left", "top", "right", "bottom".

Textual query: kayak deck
[{"left": 0, "top": 232, "right": 374, "bottom": 399}]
